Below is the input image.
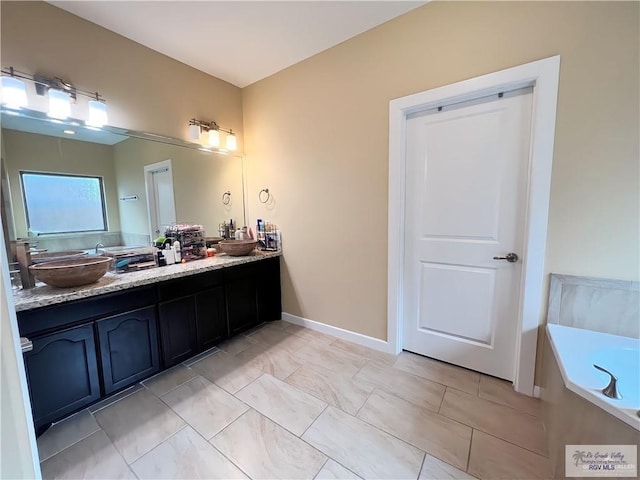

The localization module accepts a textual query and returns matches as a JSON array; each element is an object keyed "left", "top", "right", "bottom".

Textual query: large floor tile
[
  {"left": 315, "top": 459, "right": 362, "bottom": 479},
  {"left": 190, "top": 350, "right": 264, "bottom": 393},
  {"left": 211, "top": 409, "right": 326, "bottom": 479},
  {"left": 218, "top": 334, "right": 258, "bottom": 355},
  {"left": 357, "top": 389, "right": 471, "bottom": 471},
  {"left": 302, "top": 406, "right": 424, "bottom": 479},
  {"left": 40, "top": 430, "right": 135, "bottom": 480},
  {"left": 286, "top": 363, "right": 373, "bottom": 415},
  {"left": 478, "top": 375, "right": 540, "bottom": 417},
  {"left": 419, "top": 455, "right": 477, "bottom": 479},
  {"left": 161, "top": 376, "right": 249, "bottom": 439},
  {"left": 94, "top": 388, "right": 185, "bottom": 463},
  {"left": 289, "top": 326, "right": 336, "bottom": 346},
  {"left": 293, "top": 343, "right": 368, "bottom": 377},
  {"left": 37, "top": 409, "right": 100, "bottom": 462},
  {"left": 330, "top": 339, "right": 398, "bottom": 366},
  {"left": 354, "top": 362, "right": 445, "bottom": 411},
  {"left": 142, "top": 364, "right": 197, "bottom": 397},
  {"left": 234, "top": 342, "right": 303, "bottom": 379},
  {"left": 131, "top": 426, "right": 247, "bottom": 479},
  {"left": 248, "top": 325, "right": 310, "bottom": 353},
  {"left": 394, "top": 352, "right": 480, "bottom": 394},
  {"left": 439, "top": 388, "right": 547, "bottom": 456},
  {"left": 236, "top": 373, "right": 326, "bottom": 435},
  {"left": 468, "top": 430, "right": 551, "bottom": 479}
]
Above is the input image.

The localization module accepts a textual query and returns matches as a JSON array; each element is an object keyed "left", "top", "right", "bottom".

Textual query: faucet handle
[{"left": 593, "top": 364, "right": 622, "bottom": 400}]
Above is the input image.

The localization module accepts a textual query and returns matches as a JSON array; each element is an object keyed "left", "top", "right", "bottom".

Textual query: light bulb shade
[
  {"left": 1, "top": 76, "right": 28, "bottom": 109},
  {"left": 208, "top": 129, "right": 220, "bottom": 147},
  {"left": 189, "top": 123, "right": 201, "bottom": 141},
  {"left": 226, "top": 133, "right": 237, "bottom": 151},
  {"left": 48, "top": 89, "right": 71, "bottom": 119},
  {"left": 87, "top": 100, "right": 108, "bottom": 127}
]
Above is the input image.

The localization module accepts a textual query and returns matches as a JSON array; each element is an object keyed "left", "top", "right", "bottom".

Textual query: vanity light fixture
[
  {"left": 226, "top": 130, "right": 237, "bottom": 151},
  {"left": 0, "top": 67, "right": 28, "bottom": 109},
  {"left": 48, "top": 89, "right": 71, "bottom": 119},
  {"left": 189, "top": 118, "right": 236, "bottom": 150},
  {"left": 87, "top": 95, "right": 108, "bottom": 127},
  {"left": 0, "top": 66, "right": 108, "bottom": 126}
]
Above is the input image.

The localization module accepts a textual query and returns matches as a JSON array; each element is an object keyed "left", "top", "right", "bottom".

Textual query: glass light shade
[
  {"left": 87, "top": 100, "right": 108, "bottom": 127},
  {"left": 48, "top": 89, "right": 71, "bottom": 119},
  {"left": 1, "top": 76, "right": 28, "bottom": 109},
  {"left": 208, "top": 129, "right": 220, "bottom": 147},
  {"left": 226, "top": 132, "right": 237, "bottom": 151},
  {"left": 189, "top": 123, "right": 201, "bottom": 141}
]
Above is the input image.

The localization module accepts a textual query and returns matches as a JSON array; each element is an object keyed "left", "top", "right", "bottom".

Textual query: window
[{"left": 20, "top": 172, "right": 107, "bottom": 234}]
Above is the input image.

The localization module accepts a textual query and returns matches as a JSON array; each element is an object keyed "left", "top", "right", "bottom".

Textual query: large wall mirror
[{"left": 1, "top": 107, "right": 245, "bottom": 255}]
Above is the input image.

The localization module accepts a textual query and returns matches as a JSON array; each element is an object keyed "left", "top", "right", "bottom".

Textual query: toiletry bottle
[
  {"left": 235, "top": 228, "right": 243, "bottom": 240},
  {"left": 164, "top": 245, "right": 175, "bottom": 265},
  {"left": 224, "top": 222, "right": 230, "bottom": 240},
  {"left": 173, "top": 241, "right": 181, "bottom": 262}
]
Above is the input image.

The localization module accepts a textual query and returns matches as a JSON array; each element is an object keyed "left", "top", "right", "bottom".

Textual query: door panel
[
  {"left": 404, "top": 88, "right": 533, "bottom": 380},
  {"left": 158, "top": 297, "right": 197, "bottom": 367},
  {"left": 418, "top": 263, "right": 496, "bottom": 345},
  {"left": 97, "top": 306, "right": 160, "bottom": 394},
  {"left": 24, "top": 324, "right": 100, "bottom": 429}
]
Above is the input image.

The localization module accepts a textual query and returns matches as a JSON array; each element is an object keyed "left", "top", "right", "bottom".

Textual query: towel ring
[
  {"left": 259, "top": 188, "right": 270, "bottom": 204},
  {"left": 222, "top": 191, "right": 231, "bottom": 205}
]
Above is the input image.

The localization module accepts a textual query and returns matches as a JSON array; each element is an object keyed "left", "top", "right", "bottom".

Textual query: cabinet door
[
  {"left": 256, "top": 257, "right": 282, "bottom": 323},
  {"left": 226, "top": 277, "right": 258, "bottom": 336},
  {"left": 97, "top": 306, "right": 160, "bottom": 395},
  {"left": 158, "top": 296, "right": 197, "bottom": 367},
  {"left": 24, "top": 324, "right": 100, "bottom": 430},
  {"left": 195, "top": 286, "right": 228, "bottom": 351}
]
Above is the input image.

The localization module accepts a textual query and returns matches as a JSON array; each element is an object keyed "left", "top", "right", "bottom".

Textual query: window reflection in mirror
[{"left": 0, "top": 108, "right": 245, "bottom": 258}]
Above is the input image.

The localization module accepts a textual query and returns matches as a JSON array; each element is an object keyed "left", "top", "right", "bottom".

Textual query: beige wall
[
  {"left": 113, "top": 138, "right": 244, "bottom": 239},
  {"left": 0, "top": 1, "right": 243, "bottom": 148},
  {"left": 2, "top": 129, "right": 120, "bottom": 238},
  {"left": 242, "top": 1, "right": 639, "bottom": 344}
]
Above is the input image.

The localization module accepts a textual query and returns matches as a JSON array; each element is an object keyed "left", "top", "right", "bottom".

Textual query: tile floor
[{"left": 37, "top": 320, "right": 551, "bottom": 479}]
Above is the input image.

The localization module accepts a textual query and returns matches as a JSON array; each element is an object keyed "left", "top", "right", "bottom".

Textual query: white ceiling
[{"left": 48, "top": 1, "right": 426, "bottom": 88}]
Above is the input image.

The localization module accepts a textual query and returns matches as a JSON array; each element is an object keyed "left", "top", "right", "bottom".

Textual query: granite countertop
[{"left": 13, "top": 250, "right": 281, "bottom": 312}]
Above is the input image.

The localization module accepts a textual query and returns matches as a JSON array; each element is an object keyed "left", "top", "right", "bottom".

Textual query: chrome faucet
[
  {"left": 95, "top": 243, "right": 105, "bottom": 254},
  {"left": 593, "top": 364, "right": 622, "bottom": 400}
]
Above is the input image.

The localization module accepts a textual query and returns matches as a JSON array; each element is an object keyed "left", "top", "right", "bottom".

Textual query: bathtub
[{"left": 546, "top": 323, "right": 639, "bottom": 430}]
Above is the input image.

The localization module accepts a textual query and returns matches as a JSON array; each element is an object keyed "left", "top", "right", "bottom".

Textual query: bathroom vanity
[{"left": 14, "top": 253, "right": 281, "bottom": 434}]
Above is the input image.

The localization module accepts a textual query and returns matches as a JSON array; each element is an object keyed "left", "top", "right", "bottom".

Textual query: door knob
[{"left": 493, "top": 252, "right": 519, "bottom": 263}]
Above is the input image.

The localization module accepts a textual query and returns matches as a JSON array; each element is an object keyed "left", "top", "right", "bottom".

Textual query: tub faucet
[
  {"left": 95, "top": 243, "right": 105, "bottom": 254},
  {"left": 593, "top": 364, "right": 622, "bottom": 400}
]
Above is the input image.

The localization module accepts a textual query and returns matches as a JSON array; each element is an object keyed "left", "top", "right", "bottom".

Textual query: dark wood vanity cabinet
[
  {"left": 157, "top": 270, "right": 228, "bottom": 367},
  {"left": 196, "top": 286, "right": 227, "bottom": 351},
  {"left": 97, "top": 306, "right": 160, "bottom": 394},
  {"left": 17, "top": 256, "right": 281, "bottom": 433},
  {"left": 23, "top": 323, "right": 101, "bottom": 430}
]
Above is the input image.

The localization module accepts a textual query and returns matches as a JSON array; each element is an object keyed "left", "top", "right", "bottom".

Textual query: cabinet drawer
[
  {"left": 157, "top": 270, "right": 224, "bottom": 302},
  {"left": 18, "top": 286, "right": 156, "bottom": 336}
]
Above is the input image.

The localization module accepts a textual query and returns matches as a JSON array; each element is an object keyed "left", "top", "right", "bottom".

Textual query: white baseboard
[
  {"left": 533, "top": 385, "right": 541, "bottom": 398},
  {"left": 281, "top": 312, "right": 394, "bottom": 354}
]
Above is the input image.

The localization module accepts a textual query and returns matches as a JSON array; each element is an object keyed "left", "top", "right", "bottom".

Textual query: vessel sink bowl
[
  {"left": 216, "top": 240, "right": 258, "bottom": 256},
  {"left": 30, "top": 250, "right": 88, "bottom": 264},
  {"left": 29, "top": 256, "right": 112, "bottom": 288}
]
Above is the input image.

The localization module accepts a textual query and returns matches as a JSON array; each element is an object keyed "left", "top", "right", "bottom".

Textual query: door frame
[
  {"left": 144, "top": 159, "right": 176, "bottom": 239},
  {"left": 387, "top": 56, "right": 560, "bottom": 395}
]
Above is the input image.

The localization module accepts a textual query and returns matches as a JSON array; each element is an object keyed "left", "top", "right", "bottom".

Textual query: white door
[
  {"left": 403, "top": 87, "right": 533, "bottom": 381},
  {"left": 145, "top": 160, "right": 176, "bottom": 237}
]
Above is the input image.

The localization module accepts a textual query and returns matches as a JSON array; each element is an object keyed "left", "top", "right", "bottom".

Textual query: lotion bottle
[{"left": 173, "top": 241, "right": 181, "bottom": 262}]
